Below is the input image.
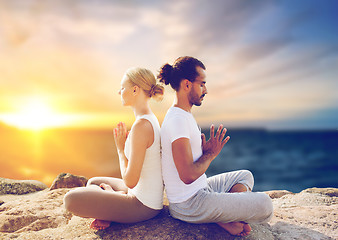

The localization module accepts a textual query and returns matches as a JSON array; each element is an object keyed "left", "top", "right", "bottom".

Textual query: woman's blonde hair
[{"left": 125, "top": 67, "right": 164, "bottom": 101}]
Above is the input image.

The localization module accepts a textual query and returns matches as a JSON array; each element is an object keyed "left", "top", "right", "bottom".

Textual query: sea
[
  {"left": 0, "top": 125, "right": 337, "bottom": 193},
  {"left": 204, "top": 128, "right": 338, "bottom": 192}
]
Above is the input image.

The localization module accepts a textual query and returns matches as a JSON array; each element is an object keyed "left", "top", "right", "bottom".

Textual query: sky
[{"left": 0, "top": 0, "right": 337, "bottom": 130}]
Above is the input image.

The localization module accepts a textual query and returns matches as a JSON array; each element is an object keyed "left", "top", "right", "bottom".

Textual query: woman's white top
[{"left": 124, "top": 113, "right": 163, "bottom": 210}]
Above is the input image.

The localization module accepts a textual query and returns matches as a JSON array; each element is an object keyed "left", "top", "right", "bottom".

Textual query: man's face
[{"left": 188, "top": 66, "right": 208, "bottom": 106}]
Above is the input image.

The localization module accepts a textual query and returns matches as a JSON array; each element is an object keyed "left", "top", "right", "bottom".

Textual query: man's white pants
[{"left": 169, "top": 170, "right": 273, "bottom": 224}]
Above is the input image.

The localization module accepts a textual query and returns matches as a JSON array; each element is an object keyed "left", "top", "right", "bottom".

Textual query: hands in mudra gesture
[
  {"left": 201, "top": 124, "right": 230, "bottom": 160},
  {"left": 113, "top": 122, "right": 129, "bottom": 153}
]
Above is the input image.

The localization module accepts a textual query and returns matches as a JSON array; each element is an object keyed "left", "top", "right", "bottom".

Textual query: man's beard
[{"left": 189, "top": 89, "right": 205, "bottom": 106}]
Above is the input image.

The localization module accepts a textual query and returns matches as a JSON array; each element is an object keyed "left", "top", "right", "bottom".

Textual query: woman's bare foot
[
  {"left": 100, "top": 183, "right": 113, "bottom": 191},
  {"left": 90, "top": 219, "right": 111, "bottom": 230},
  {"left": 217, "top": 222, "right": 251, "bottom": 236},
  {"left": 89, "top": 183, "right": 114, "bottom": 230}
]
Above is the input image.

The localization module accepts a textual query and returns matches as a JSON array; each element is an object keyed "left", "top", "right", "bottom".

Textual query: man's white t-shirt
[{"left": 161, "top": 107, "right": 207, "bottom": 203}]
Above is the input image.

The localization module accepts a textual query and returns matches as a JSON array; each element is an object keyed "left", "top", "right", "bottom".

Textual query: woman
[{"left": 64, "top": 67, "right": 164, "bottom": 230}]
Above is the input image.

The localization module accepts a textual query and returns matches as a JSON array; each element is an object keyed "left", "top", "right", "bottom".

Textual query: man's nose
[{"left": 204, "top": 86, "right": 208, "bottom": 94}]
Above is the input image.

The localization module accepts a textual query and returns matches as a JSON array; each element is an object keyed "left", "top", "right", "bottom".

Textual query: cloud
[
  {"left": 209, "top": 43, "right": 338, "bottom": 98},
  {"left": 0, "top": 0, "right": 140, "bottom": 114},
  {"left": 154, "top": 0, "right": 272, "bottom": 56},
  {"left": 0, "top": 0, "right": 337, "bottom": 129}
]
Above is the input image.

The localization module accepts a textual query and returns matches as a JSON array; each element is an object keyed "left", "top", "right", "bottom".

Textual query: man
[{"left": 158, "top": 56, "right": 273, "bottom": 236}]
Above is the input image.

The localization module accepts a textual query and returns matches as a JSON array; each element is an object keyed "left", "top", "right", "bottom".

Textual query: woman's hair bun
[
  {"left": 157, "top": 63, "right": 173, "bottom": 86},
  {"left": 150, "top": 83, "right": 164, "bottom": 101}
]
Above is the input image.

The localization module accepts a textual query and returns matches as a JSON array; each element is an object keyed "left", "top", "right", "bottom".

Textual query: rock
[
  {"left": 270, "top": 187, "right": 337, "bottom": 239},
  {"left": 0, "top": 178, "right": 47, "bottom": 195},
  {"left": 0, "top": 185, "right": 336, "bottom": 240},
  {"left": 0, "top": 189, "right": 72, "bottom": 235},
  {"left": 301, "top": 187, "right": 338, "bottom": 197},
  {"left": 49, "top": 173, "right": 88, "bottom": 190},
  {"left": 264, "top": 190, "right": 294, "bottom": 199},
  {"left": 0, "top": 200, "right": 4, "bottom": 206},
  {"left": 0, "top": 188, "right": 273, "bottom": 240},
  {"left": 97, "top": 207, "right": 275, "bottom": 240}
]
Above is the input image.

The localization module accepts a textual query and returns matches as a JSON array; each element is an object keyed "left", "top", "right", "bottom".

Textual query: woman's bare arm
[{"left": 114, "top": 120, "right": 153, "bottom": 188}]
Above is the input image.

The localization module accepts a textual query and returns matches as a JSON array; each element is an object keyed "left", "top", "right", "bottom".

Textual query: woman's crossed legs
[{"left": 63, "top": 177, "right": 159, "bottom": 230}]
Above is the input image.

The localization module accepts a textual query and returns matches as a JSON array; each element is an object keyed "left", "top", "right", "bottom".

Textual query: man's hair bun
[
  {"left": 157, "top": 56, "right": 205, "bottom": 91},
  {"left": 157, "top": 63, "right": 173, "bottom": 86}
]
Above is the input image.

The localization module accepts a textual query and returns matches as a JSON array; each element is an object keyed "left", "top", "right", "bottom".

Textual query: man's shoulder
[
  {"left": 162, "top": 108, "right": 189, "bottom": 127},
  {"left": 167, "top": 107, "right": 192, "bottom": 119}
]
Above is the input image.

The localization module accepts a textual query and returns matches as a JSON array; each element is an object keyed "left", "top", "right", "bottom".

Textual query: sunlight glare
[{"left": 1, "top": 98, "right": 69, "bottom": 130}]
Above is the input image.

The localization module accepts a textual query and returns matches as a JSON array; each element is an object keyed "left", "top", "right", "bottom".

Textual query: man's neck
[{"left": 173, "top": 95, "right": 193, "bottom": 113}]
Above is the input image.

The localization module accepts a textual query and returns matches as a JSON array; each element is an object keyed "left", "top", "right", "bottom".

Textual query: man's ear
[{"left": 181, "top": 79, "right": 192, "bottom": 91}]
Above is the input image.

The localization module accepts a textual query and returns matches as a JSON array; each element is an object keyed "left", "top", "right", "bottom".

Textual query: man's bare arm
[{"left": 172, "top": 125, "right": 230, "bottom": 184}]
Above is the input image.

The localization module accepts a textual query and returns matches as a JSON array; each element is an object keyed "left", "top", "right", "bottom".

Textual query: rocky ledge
[
  {"left": 0, "top": 178, "right": 47, "bottom": 195},
  {"left": 0, "top": 174, "right": 337, "bottom": 240}
]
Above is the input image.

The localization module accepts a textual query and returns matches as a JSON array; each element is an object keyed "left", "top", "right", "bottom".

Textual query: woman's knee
[
  {"left": 86, "top": 177, "right": 102, "bottom": 187},
  {"left": 63, "top": 189, "right": 82, "bottom": 213}
]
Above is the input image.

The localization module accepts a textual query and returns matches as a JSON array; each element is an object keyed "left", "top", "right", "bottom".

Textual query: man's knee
[
  {"left": 257, "top": 193, "right": 273, "bottom": 221},
  {"left": 239, "top": 170, "right": 254, "bottom": 191}
]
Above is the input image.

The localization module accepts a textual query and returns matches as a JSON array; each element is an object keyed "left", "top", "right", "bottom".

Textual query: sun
[{"left": 1, "top": 98, "right": 68, "bottom": 130}]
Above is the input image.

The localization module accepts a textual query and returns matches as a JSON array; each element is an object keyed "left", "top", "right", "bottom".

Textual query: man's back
[{"left": 161, "top": 106, "right": 207, "bottom": 203}]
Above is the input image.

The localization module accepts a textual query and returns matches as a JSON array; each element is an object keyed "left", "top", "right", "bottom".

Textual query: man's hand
[
  {"left": 172, "top": 124, "right": 230, "bottom": 184},
  {"left": 201, "top": 124, "right": 230, "bottom": 160}
]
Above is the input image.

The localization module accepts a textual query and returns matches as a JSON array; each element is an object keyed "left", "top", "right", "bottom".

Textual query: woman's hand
[{"left": 113, "top": 122, "right": 128, "bottom": 153}]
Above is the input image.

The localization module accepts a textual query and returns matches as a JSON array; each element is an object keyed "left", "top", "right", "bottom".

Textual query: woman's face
[{"left": 118, "top": 75, "right": 135, "bottom": 106}]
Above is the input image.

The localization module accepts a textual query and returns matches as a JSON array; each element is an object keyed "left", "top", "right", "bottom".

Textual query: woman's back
[{"left": 125, "top": 113, "right": 163, "bottom": 210}]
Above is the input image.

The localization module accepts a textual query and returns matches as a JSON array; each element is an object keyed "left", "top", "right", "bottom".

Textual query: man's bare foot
[
  {"left": 217, "top": 222, "right": 251, "bottom": 236},
  {"left": 90, "top": 219, "right": 111, "bottom": 230},
  {"left": 241, "top": 223, "right": 252, "bottom": 236}
]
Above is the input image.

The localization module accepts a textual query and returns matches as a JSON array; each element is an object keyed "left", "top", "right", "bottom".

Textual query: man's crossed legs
[{"left": 168, "top": 170, "right": 273, "bottom": 236}]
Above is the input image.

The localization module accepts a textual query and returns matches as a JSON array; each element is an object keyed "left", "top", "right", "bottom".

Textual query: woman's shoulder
[
  {"left": 131, "top": 118, "right": 153, "bottom": 136},
  {"left": 138, "top": 113, "right": 160, "bottom": 127}
]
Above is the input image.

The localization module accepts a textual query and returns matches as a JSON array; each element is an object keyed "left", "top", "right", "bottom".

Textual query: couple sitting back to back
[{"left": 64, "top": 56, "right": 273, "bottom": 236}]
